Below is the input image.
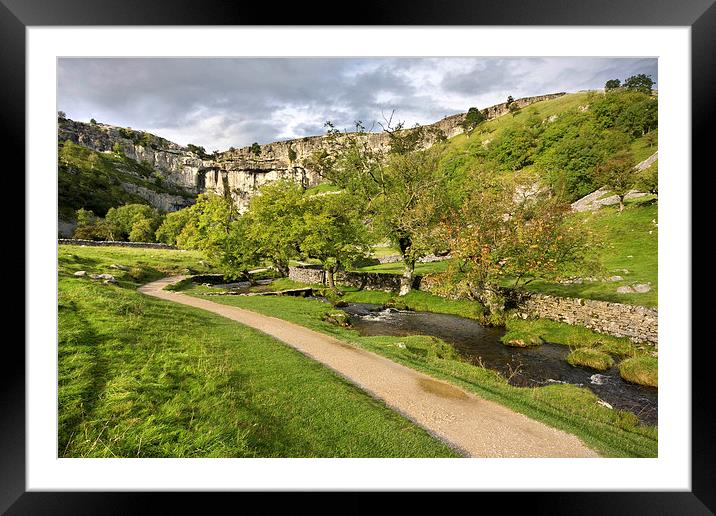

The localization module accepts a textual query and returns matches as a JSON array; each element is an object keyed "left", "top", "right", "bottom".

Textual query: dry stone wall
[
  {"left": 516, "top": 293, "right": 658, "bottom": 345},
  {"left": 58, "top": 239, "right": 176, "bottom": 250},
  {"left": 288, "top": 265, "right": 421, "bottom": 292}
]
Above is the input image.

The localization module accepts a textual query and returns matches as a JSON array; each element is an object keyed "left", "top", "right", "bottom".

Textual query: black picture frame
[{"left": 5, "top": 0, "right": 710, "bottom": 513}]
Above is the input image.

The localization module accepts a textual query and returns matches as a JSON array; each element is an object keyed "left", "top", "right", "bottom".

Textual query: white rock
[
  {"left": 73, "top": 270, "right": 87, "bottom": 277},
  {"left": 109, "top": 264, "right": 130, "bottom": 270},
  {"left": 590, "top": 374, "right": 609, "bottom": 385},
  {"left": 617, "top": 286, "right": 635, "bottom": 294},
  {"left": 597, "top": 399, "right": 613, "bottom": 409},
  {"left": 633, "top": 283, "right": 652, "bottom": 293}
]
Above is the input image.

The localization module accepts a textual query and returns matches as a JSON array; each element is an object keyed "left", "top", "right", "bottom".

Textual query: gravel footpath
[{"left": 139, "top": 276, "right": 599, "bottom": 458}]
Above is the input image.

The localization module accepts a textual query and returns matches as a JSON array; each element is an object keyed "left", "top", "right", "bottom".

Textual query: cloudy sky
[{"left": 58, "top": 57, "right": 657, "bottom": 151}]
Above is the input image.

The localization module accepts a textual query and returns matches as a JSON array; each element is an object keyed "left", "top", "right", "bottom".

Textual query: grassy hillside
[
  {"left": 58, "top": 141, "right": 195, "bottom": 220},
  {"left": 58, "top": 245, "right": 457, "bottom": 457},
  {"left": 359, "top": 91, "right": 658, "bottom": 307},
  {"left": 523, "top": 199, "right": 657, "bottom": 306}
]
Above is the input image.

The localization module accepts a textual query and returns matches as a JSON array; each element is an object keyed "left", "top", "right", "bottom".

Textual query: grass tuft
[
  {"left": 566, "top": 348, "right": 615, "bottom": 372},
  {"left": 619, "top": 356, "right": 658, "bottom": 387}
]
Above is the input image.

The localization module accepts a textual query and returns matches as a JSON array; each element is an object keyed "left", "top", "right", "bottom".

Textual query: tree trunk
[
  {"left": 246, "top": 271, "right": 257, "bottom": 286},
  {"left": 478, "top": 285, "right": 506, "bottom": 326},
  {"left": 618, "top": 196, "right": 624, "bottom": 213},
  {"left": 275, "top": 261, "right": 289, "bottom": 277},
  {"left": 326, "top": 268, "right": 337, "bottom": 292},
  {"left": 399, "top": 259, "right": 415, "bottom": 296},
  {"left": 397, "top": 235, "right": 414, "bottom": 296}
]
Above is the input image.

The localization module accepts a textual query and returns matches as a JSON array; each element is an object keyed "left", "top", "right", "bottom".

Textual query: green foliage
[
  {"left": 58, "top": 140, "right": 193, "bottom": 217},
  {"left": 72, "top": 208, "right": 118, "bottom": 240},
  {"left": 155, "top": 208, "right": 194, "bottom": 245},
  {"left": 105, "top": 203, "right": 163, "bottom": 242},
  {"left": 521, "top": 203, "right": 658, "bottom": 307},
  {"left": 250, "top": 142, "right": 262, "bottom": 155},
  {"left": 287, "top": 145, "right": 297, "bottom": 163},
  {"left": 117, "top": 127, "right": 130, "bottom": 139},
  {"left": 112, "top": 142, "right": 123, "bottom": 155},
  {"left": 300, "top": 191, "right": 371, "bottom": 289},
  {"left": 437, "top": 171, "right": 600, "bottom": 317},
  {"left": 90, "top": 118, "right": 97, "bottom": 125},
  {"left": 128, "top": 218, "right": 155, "bottom": 242},
  {"left": 605, "top": 79, "right": 621, "bottom": 90},
  {"left": 488, "top": 126, "right": 538, "bottom": 171},
  {"left": 537, "top": 113, "right": 630, "bottom": 201},
  {"left": 594, "top": 151, "right": 637, "bottom": 210},
  {"left": 591, "top": 89, "right": 657, "bottom": 136},
  {"left": 243, "top": 180, "right": 306, "bottom": 275},
  {"left": 635, "top": 162, "right": 658, "bottom": 194},
  {"left": 187, "top": 144, "right": 207, "bottom": 157},
  {"left": 623, "top": 74, "right": 655, "bottom": 94},
  {"left": 460, "top": 107, "right": 486, "bottom": 132}
]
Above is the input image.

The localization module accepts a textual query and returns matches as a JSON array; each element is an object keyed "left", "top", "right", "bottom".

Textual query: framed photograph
[{"left": 7, "top": 0, "right": 710, "bottom": 512}]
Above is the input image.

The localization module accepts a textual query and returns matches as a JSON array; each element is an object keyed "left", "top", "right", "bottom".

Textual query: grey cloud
[{"left": 58, "top": 57, "right": 657, "bottom": 150}]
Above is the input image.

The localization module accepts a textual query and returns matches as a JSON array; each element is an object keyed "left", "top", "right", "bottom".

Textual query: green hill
[
  {"left": 58, "top": 140, "right": 195, "bottom": 221},
  {"left": 361, "top": 90, "right": 658, "bottom": 307}
]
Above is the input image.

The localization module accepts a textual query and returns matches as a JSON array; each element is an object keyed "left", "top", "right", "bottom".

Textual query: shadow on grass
[{"left": 58, "top": 307, "right": 111, "bottom": 456}]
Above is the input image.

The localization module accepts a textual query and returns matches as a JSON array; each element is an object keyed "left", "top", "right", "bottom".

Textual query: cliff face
[{"left": 58, "top": 92, "right": 565, "bottom": 213}]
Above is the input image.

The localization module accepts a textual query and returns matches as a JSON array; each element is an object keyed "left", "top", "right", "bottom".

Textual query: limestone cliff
[{"left": 58, "top": 92, "right": 565, "bottom": 213}]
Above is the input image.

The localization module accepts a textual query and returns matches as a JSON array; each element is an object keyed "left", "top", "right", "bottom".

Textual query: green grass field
[
  {"left": 179, "top": 282, "right": 657, "bottom": 457},
  {"left": 58, "top": 245, "right": 458, "bottom": 457}
]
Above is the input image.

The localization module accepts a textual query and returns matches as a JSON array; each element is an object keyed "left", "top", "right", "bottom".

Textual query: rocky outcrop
[
  {"left": 120, "top": 183, "right": 194, "bottom": 212},
  {"left": 58, "top": 92, "right": 567, "bottom": 213}
]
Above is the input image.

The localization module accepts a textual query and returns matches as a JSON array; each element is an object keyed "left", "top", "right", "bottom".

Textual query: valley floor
[
  {"left": 141, "top": 275, "right": 599, "bottom": 458},
  {"left": 58, "top": 244, "right": 657, "bottom": 458}
]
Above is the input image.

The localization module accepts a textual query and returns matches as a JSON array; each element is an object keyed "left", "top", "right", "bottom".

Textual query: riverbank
[{"left": 177, "top": 279, "right": 657, "bottom": 457}]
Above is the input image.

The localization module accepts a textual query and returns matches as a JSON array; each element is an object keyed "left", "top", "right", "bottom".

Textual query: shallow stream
[{"left": 341, "top": 303, "right": 658, "bottom": 425}]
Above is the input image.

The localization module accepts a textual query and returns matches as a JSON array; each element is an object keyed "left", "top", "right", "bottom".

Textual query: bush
[
  {"left": 566, "top": 348, "right": 614, "bottom": 371},
  {"left": 619, "top": 356, "right": 658, "bottom": 387}
]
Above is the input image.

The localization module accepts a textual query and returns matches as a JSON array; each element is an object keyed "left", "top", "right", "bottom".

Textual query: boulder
[
  {"left": 109, "top": 264, "right": 130, "bottom": 270},
  {"left": 73, "top": 270, "right": 87, "bottom": 277},
  {"left": 90, "top": 273, "right": 115, "bottom": 281}
]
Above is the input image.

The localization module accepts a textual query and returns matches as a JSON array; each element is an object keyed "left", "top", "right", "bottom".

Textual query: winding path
[{"left": 139, "top": 276, "right": 599, "bottom": 458}]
